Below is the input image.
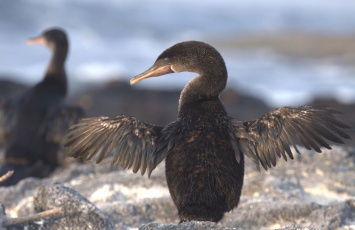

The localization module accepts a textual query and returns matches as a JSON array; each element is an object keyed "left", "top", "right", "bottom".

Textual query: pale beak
[
  {"left": 130, "top": 65, "right": 173, "bottom": 85},
  {"left": 27, "top": 36, "right": 45, "bottom": 45}
]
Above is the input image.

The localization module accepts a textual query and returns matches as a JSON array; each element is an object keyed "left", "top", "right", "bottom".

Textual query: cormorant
[
  {"left": 0, "top": 28, "right": 84, "bottom": 186},
  {"left": 64, "top": 41, "right": 350, "bottom": 222}
]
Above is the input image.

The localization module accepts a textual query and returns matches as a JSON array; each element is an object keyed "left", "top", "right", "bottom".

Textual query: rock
[
  {"left": 221, "top": 198, "right": 355, "bottom": 229},
  {"left": 277, "top": 225, "right": 319, "bottom": 230},
  {"left": 0, "top": 146, "right": 354, "bottom": 229},
  {"left": 0, "top": 79, "right": 27, "bottom": 99},
  {"left": 139, "top": 221, "right": 232, "bottom": 230},
  {"left": 308, "top": 199, "right": 355, "bottom": 229},
  {"left": 72, "top": 80, "right": 270, "bottom": 126},
  {"left": 33, "top": 183, "right": 114, "bottom": 229},
  {"left": 0, "top": 177, "right": 41, "bottom": 216}
]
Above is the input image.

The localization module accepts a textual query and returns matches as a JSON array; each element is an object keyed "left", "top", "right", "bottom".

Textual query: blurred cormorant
[
  {"left": 64, "top": 41, "right": 350, "bottom": 222},
  {"left": 0, "top": 28, "right": 84, "bottom": 186}
]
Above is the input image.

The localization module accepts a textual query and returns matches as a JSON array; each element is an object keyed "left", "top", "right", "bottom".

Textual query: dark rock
[
  {"left": 0, "top": 79, "right": 27, "bottom": 99},
  {"left": 33, "top": 183, "right": 114, "bottom": 229},
  {"left": 73, "top": 81, "right": 180, "bottom": 126},
  {"left": 72, "top": 80, "right": 270, "bottom": 126}
]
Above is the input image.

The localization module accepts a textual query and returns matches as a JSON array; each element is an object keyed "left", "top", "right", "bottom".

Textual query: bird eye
[{"left": 163, "top": 57, "right": 169, "bottom": 63}]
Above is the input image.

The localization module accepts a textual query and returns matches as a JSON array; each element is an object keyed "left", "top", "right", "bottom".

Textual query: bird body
[
  {"left": 165, "top": 99, "right": 244, "bottom": 221},
  {"left": 64, "top": 41, "right": 350, "bottom": 222},
  {"left": 0, "top": 28, "right": 84, "bottom": 186},
  {"left": 5, "top": 76, "right": 66, "bottom": 162}
]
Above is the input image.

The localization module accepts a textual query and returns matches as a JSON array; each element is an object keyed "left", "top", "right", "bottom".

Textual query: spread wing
[
  {"left": 229, "top": 105, "right": 351, "bottom": 171},
  {"left": 64, "top": 115, "right": 166, "bottom": 176},
  {"left": 41, "top": 106, "right": 85, "bottom": 143}
]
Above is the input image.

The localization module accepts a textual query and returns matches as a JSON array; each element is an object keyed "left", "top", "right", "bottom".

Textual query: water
[{"left": 1, "top": 0, "right": 355, "bottom": 107}]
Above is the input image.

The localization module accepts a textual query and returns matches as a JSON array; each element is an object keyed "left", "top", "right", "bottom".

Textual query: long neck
[
  {"left": 45, "top": 45, "right": 67, "bottom": 81},
  {"left": 178, "top": 66, "right": 227, "bottom": 112}
]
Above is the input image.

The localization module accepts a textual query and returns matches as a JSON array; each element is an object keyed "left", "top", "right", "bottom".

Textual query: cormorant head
[
  {"left": 27, "top": 27, "right": 68, "bottom": 51},
  {"left": 130, "top": 41, "right": 226, "bottom": 85}
]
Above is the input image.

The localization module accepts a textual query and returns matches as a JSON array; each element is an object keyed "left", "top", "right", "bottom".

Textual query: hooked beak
[
  {"left": 27, "top": 36, "right": 45, "bottom": 46},
  {"left": 130, "top": 64, "right": 174, "bottom": 85}
]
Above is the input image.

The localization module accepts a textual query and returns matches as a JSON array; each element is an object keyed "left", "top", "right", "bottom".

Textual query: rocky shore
[
  {"left": 0, "top": 145, "right": 354, "bottom": 229},
  {"left": 1, "top": 79, "right": 354, "bottom": 229}
]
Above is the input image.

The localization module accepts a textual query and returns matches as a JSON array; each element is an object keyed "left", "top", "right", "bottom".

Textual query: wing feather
[
  {"left": 229, "top": 105, "right": 351, "bottom": 171},
  {"left": 64, "top": 114, "right": 167, "bottom": 176}
]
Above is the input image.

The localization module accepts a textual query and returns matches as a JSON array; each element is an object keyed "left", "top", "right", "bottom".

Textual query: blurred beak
[
  {"left": 27, "top": 36, "right": 45, "bottom": 45},
  {"left": 130, "top": 64, "right": 173, "bottom": 85}
]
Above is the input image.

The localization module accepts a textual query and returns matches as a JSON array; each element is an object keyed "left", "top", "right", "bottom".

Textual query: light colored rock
[{"left": 0, "top": 146, "right": 354, "bottom": 229}]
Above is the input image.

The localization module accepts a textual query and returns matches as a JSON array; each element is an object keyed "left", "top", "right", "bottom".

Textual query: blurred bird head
[{"left": 27, "top": 27, "right": 68, "bottom": 51}]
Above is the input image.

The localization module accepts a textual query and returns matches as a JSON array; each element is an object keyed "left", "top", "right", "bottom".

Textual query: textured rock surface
[
  {"left": 0, "top": 146, "right": 354, "bottom": 229},
  {"left": 1, "top": 183, "right": 114, "bottom": 229},
  {"left": 139, "top": 221, "right": 232, "bottom": 230},
  {"left": 33, "top": 183, "right": 114, "bottom": 229}
]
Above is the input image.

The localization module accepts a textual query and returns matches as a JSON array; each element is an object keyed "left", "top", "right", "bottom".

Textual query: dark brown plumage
[
  {"left": 0, "top": 28, "right": 84, "bottom": 186},
  {"left": 64, "top": 41, "right": 350, "bottom": 222}
]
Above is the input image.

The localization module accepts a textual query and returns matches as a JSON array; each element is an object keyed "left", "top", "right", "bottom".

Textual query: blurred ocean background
[{"left": 1, "top": 0, "right": 355, "bottom": 107}]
